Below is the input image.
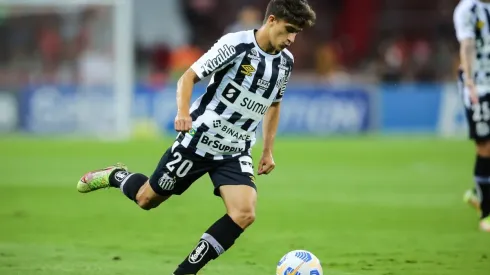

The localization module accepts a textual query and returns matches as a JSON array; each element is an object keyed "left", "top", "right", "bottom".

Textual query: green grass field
[{"left": 0, "top": 135, "right": 488, "bottom": 275}]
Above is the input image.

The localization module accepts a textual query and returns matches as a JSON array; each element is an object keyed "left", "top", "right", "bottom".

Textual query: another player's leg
[
  {"left": 474, "top": 140, "right": 490, "bottom": 231},
  {"left": 172, "top": 157, "right": 256, "bottom": 275}
]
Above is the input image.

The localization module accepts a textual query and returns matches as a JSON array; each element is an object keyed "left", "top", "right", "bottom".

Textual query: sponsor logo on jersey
[
  {"left": 278, "top": 57, "right": 289, "bottom": 71},
  {"left": 219, "top": 124, "right": 252, "bottom": 140},
  {"left": 247, "top": 48, "right": 261, "bottom": 61},
  {"left": 221, "top": 81, "right": 272, "bottom": 118},
  {"left": 281, "top": 57, "right": 287, "bottom": 66},
  {"left": 201, "top": 44, "right": 236, "bottom": 75},
  {"left": 199, "top": 134, "right": 245, "bottom": 153},
  {"left": 238, "top": 156, "right": 254, "bottom": 174},
  {"left": 257, "top": 79, "right": 270, "bottom": 89},
  {"left": 213, "top": 120, "right": 221, "bottom": 128},
  {"left": 224, "top": 88, "right": 238, "bottom": 100},
  {"left": 221, "top": 86, "right": 241, "bottom": 103},
  {"left": 188, "top": 240, "right": 209, "bottom": 264},
  {"left": 241, "top": 64, "right": 256, "bottom": 76},
  {"left": 276, "top": 74, "right": 289, "bottom": 95},
  {"left": 240, "top": 97, "right": 269, "bottom": 115},
  {"left": 478, "top": 20, "right": 485, "bottom": 30}
]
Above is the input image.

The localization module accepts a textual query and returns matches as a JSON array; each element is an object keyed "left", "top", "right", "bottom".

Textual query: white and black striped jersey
[
  {"left": 176, "top": 29, "right": 294, "bottom": 160},
  {"left": 454, "top": 0, "right": 490, "bottom": 106}
]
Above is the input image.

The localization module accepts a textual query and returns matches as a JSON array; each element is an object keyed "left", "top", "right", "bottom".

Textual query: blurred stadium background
[{"left": 0, "top": 1, "right": 488, "bottom": 275}]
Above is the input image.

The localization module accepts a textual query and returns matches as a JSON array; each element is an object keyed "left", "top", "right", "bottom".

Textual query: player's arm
[
  {"left": 460, "top": 38, "right": 476, "bottom": 82},
  {"left": 258, "top": 102, "right": 281, "bottom": 175},
  {"left": 454, "top": 3, "right": 479, "bottom": 104},
  {"left": 175, "top": 69, "right": 200, "bottom": 132},
  {"left": 459, "top": 37, "right": 479, "bottom": 104},
  {"left": 258, "top": 68, "right": 291, "bottom": 175},
  {"left": 262, "top": 102, "right": 281, "bottom": 155},
  {"left": 175, "top": 33, "right": 241, "bottom": 132}
]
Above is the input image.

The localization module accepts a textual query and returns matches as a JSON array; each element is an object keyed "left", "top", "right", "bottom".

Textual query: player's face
[{"left": 268, "top": 17, "right": 302, "bottom": 51}]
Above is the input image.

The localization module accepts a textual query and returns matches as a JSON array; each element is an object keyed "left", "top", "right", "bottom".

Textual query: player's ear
[{"left": 266, "top": 15, "right": 276, "bottom": 25}]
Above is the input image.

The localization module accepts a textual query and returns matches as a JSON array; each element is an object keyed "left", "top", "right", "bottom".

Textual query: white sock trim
[
  {"left": 201, "top": 233, "right": 225, "bottom": 255},
  {"left": 119, "top": 173, "right": 134, "bottom": 193}
]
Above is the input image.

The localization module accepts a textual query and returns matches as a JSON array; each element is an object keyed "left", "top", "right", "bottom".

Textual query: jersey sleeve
[
  {"left": 454, "top": 1, "right": 475, "bottom": 42},
  {"left": 274, "top": 68, "right": 292, "bottom": 103},
  {"left": 191, "top": 33, "right": 241, "bottom": 79}
]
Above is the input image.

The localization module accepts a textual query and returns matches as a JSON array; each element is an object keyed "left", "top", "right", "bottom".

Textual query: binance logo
[
  {"left": 478, "top": 20, "right": 485, "bottom": 29},
  {"left": 241, "top": 64, "right": 255, "bottom": 76}
]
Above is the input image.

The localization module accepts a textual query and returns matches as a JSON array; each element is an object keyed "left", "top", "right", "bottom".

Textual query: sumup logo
[{"left": 201, "top": 44, "right": 236, "bottom": 75}]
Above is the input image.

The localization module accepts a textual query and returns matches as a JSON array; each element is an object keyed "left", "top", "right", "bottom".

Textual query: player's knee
[
  {"left": 476, "top": 140, "right": 490, "bottom": 156},
  {"left": 135, "top": 193, "right": 154, "bottom": 210},
  {"left": 228, "top": 207, "right": 256, "bottom": 229}
]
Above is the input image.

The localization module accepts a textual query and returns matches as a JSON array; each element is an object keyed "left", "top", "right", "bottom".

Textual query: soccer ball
[{"left": 276, "top": 250, "right": 323, "bottom": 275}]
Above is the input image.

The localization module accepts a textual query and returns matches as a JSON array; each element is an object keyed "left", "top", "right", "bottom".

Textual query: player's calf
[
  {"left": 108, "top": 171, "right": 168, "bottom": 210},
  {"left": 474, "top": 140, "right": 490, "bottom": 219},
  {"left": 172, "top": 185, "right": 256, "bottom": 275},
  {"left": 135, "top": 182, "right": 171, "bottom": 210}
]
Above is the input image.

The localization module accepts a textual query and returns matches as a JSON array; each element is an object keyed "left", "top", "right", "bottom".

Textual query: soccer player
[
  {"left": 76, "top": 0, "right": 316, "bottom": 273},
  {"left": 454, "top": 0, "right": 490, "bottom": 232}
]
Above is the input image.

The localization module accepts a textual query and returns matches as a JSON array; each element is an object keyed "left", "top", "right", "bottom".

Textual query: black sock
[
  {"left": 474, "top": 155, "right": 490, "bottom": 219},
  {"left": 109, "top": 169, "right": 129, "bottom": 188},
  {"left": 109, "top": 170, "right": 148, "bottom": 202},
  {"left": 173, "top": 214, "right": 244, "bottom": 275}
]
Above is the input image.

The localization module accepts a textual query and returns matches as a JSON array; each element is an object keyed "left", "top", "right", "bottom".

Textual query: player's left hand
[{"left": 258, "top": 152, "right": 275, "bottom": 175}]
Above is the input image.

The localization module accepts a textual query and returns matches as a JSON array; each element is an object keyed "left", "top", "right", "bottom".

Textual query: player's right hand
[
  {"left": 175, "top": 112, "right": 192, "bottom": 133},
  {"left": 466, "top": 80, "right": 479, "bottom": 104}
]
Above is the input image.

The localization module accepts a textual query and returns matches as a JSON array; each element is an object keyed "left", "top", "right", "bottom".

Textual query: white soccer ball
[{"left": 276, "top": 250, "right": 323, "bottom": 275}]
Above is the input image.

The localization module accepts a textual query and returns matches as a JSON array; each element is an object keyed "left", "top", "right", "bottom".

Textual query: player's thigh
[
  {"left": 209, "top": 155, "right": 257, "bottom": 197},
  {"left": 219, "top": 184, "right": 257, "bottom": 215},
  {"left": 475, "top": 140, "right": 490, "bottom": 156},
  {"left": 149, "top": 142, "right": 211, "bottom": 197},
  {"left": 210, "top": 155, "right": 257, "bottom": 225}
]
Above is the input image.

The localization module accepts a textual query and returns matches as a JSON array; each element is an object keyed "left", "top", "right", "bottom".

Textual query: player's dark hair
[{"left": 265, "top": 0, "right": 316, "bottom": 28}]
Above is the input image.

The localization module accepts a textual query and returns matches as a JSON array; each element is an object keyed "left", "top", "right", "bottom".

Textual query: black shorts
[
  {"left": 149, "top": 142, "right": 256, "bottom": 197},
  {"left": 464, "top": 93, "right": 490, "bottom": 141}
]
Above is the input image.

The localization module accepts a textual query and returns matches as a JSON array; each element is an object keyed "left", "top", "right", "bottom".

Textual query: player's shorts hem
[
  {"left": 471, "top": 136, "right": 490, "bottom": 143},
  {"left": 213, "top": 182, "right": 257, "bottom": 197},
  {"left": 149, "top": 176, "right": 177, "bottom": 196}
]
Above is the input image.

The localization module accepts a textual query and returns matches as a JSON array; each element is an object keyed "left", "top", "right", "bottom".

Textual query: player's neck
[{"left": 255, "top": 27, "right": 279, "bottom": 55}]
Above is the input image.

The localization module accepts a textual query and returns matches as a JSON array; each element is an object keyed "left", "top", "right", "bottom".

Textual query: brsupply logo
[{"left": 200, "top": 135, "right": 245, "bottom": 153}]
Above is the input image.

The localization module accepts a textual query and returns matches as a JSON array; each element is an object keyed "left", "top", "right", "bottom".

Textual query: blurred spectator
[
  {"left": 315, "top": 41, "right": 351, "bottom": 85},
  {"left": 77, "top": 7, "right": 114, "bottom": 86},
  {"left": 409, "top": 38, "right": 434, "bottom": 82},
  {"left": 182, "top": 0, "right": 223, "bottom": 48},
  {"left": 0, "top": 0, "right": 467, "bottom": 87},
  {"left": 377, "top": 36, "right": 410, "bottom": 83},
  {"left": 169, "top": 45, "right": 203, "bottom": 80},
  {"left": 225, "top": 6, "right": 262, "bottom": 34}
]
